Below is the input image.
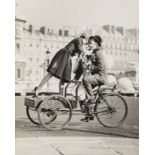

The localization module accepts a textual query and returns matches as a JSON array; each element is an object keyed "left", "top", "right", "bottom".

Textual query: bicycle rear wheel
[
  {"left": 38, "top": 95, "right": 72, "bottom": 130},
  {"left": 95, "top": 93, "right": 128, "bottom": 128},
  {"left": 26, "top": 106, "right": 40, "bottom": 125}
]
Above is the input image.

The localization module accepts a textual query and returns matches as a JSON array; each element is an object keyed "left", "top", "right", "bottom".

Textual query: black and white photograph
[{"left": 15, "top": 0, "right": 139, "bottom": 154}]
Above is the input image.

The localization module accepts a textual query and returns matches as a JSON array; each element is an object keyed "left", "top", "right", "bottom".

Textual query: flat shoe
[{"left": 80, "top": 117, "right": 89, "bottom": 122}]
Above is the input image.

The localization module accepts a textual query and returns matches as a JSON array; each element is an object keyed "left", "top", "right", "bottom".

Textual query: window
[
  {"left": 135, "top": 45, "right": 138, "bottom": 50},
  {"left": 117, "top": 37, "right": 120, "bottom": 41},
  {"left": 108, "top": 43, "right": 111, "bottom": 49},
  {"left": 131, "top": 45, "right": 134, "bottom": 50},
  {"left": 117, "top": 44, "right": 120, "bottom": 50},
  {"left": 16, "top": 43, "right": 20, "bottom": 49},
  {"left": 29, "top": 58, "right": 32, "bottom": 62},
  {"left": 121, "top": 45, "right": 125, "bottom": 50},
  {"left": 112, "top": 44, "right": 115, "bottom": 49},
  {"left": 126, "top": 45, "right": 129, "bottom": 50},
  {"left": 127, "top": 39, "right": 131, "bottom": 44},
  {"left": 36, "top": 71, "right": 39, "bottom": 75},
  {"left": 105, "top": 44, "right": 107, "bottom": 48},
  {"left": 16, "top": 43, "right": 20, "bottom": 53},
  {"left": 132, "top": 39, "right": 135, "bottom": 44},
  {"left": 17, "top": 69, "right": 21, "bottom": 79},
  {"left": 29, "top": 44, "right": 32, "bottom": 47},
  {"left": 29, "top": 69, "right": 32, "bottom": 74},
  {"left": 59, "top": 29, "right": 62, "bottom": 36}
]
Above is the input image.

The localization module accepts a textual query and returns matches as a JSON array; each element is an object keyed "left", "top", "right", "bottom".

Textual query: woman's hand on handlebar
[{"left": 70, "top": 79, "right": 81, "bottom": 84}]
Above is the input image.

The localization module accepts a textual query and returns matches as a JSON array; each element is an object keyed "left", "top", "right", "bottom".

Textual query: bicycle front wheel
[
  {"left": 95, "top": 93, "right": 128, "bottom": 128},
  {"left": 38, "top": 95, "right": 72, "bottom": 130}
]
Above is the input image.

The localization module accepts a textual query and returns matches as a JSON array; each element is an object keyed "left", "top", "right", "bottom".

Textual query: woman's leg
[
  {"left": 36, "top": 72, "right": 53, "bottom": 94},
  {"left": 59, "top": 79, "right": 65, "bottom": 95}
]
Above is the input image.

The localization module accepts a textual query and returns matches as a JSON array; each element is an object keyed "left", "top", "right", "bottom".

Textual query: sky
[{"left": 16, "top": 0, "right": 139, "bottom": 28}]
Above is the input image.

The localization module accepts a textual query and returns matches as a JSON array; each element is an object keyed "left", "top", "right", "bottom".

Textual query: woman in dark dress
[{"left": 34, "top": 35, "right": 87, "bottom": 96}]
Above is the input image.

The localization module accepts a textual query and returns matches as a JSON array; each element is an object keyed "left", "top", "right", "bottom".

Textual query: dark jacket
[
  {"left": 74, "top": 49, "right": 108, "bottom": 82},
  {"left": 47, "top": 37, "right": 84, "bottom": 82},
  {"left": 91, "top": 49, "right": 108, "bottom": 82},
  {"left": 65, "top": 37, "right": 84, "bottom": 56}
]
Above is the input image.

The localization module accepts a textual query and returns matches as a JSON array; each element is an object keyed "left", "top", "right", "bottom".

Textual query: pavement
[
  {"left": 16, "top": 137, "right": 139, "bottom": 155},
  {"left": 15, "top": 117, "right": 139, "bottom": 138},
  {"left": 15, "top": 96, "right": 139, "bottom": 155},
  {"left": 16, "top": 96, "right": 139, "bottom": 138}
]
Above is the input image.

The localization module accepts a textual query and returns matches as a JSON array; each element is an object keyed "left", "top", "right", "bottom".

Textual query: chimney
[
  {"left": 111, "top": 25, "right": 115, "bottom": 34},
  {"left": 126, "top": 28, "right": 138, "bottom": 37},
  {"left": 40, "top": 26, "right": 47, "bottom": 35},
  {"left": 116, "top": 26, "right": 124, "bottom": 35},
  {"left": 29, "top": 25, "right": 33, "bottom": 33},
  {"left": 103, "top": 25, "right": 110, "bottom": 33}
]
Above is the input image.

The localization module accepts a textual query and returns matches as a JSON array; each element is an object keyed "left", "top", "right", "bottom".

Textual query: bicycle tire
[
  {"left": 95, "top": 93, "right": 128, "bottom": 128},
  {"left": 38, "top": 94, "right": 72, "bottom": 130}
]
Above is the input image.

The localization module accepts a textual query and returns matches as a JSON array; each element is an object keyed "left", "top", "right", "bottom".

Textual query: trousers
[{"left": 82, "top": 74, "right": 106, "bottom": 100}]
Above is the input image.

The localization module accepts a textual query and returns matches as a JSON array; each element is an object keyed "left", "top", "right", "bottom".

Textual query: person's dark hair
[
  {"left": 85, "top": 54, "right": 91, "bottom": 60},
  {"left": 80, "top": 33, "right": 86, "bottom": 39},
  {"left": 89, "top": 35, "right": 102, "bottom": 47}
]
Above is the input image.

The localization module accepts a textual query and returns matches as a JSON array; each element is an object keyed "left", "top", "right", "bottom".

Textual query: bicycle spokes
[{"left": 96, "top": 93, "right": 128, "bottom": 127}]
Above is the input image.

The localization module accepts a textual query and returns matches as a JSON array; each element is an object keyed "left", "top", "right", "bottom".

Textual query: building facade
[
  {"left": 91, "top": 25, "right": 139, "bottom": 76},
  {"left": 15, "top": 15, "right": 139, "bottom": 93}
]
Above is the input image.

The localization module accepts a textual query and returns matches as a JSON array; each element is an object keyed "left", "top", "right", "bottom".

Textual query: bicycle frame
[
  {"left": 64, "top": 81, "right": 82, "bottom": 114},
  {"left": 64, "top": 81, "right": 81, "bottom": 102},
  {"left": 63, "top": 80, "right": 112, "bottom": 114}
]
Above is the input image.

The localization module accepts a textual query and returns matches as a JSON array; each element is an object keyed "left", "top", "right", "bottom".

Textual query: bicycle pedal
[{"left": 89, "top": 116, "right": 94, "bottom": 120}]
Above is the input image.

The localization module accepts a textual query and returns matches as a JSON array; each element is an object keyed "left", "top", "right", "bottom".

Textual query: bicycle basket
[{"left": 24, "top": 97, "right": 41, "bottom": 108}]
